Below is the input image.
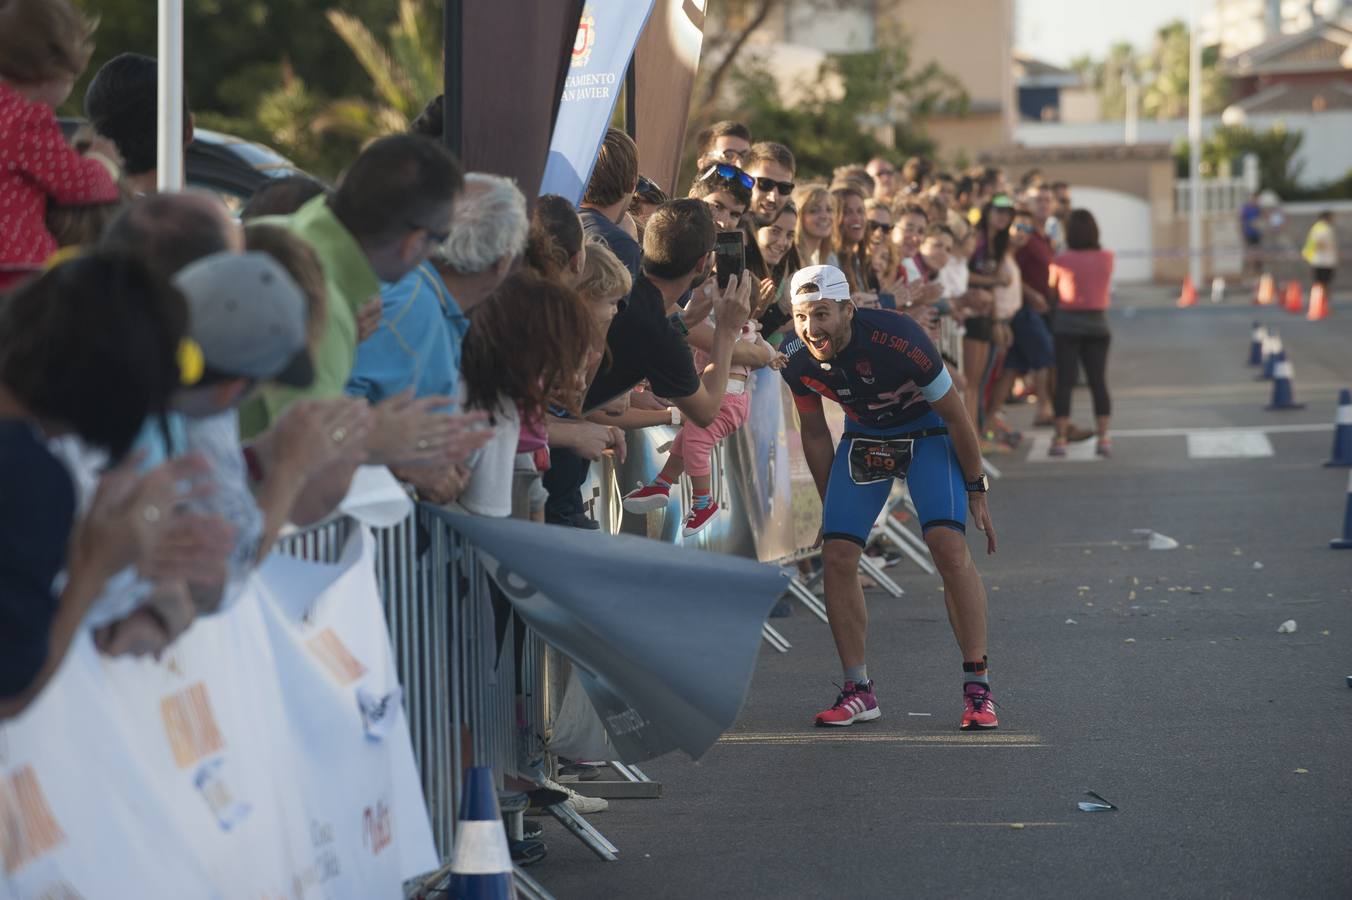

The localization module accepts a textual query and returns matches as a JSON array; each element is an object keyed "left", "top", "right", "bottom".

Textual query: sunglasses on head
[
  {"left": 867, "top": 220, "right": 891, "bottom": 233},
  {"left": 635, "top": 174, "right": 666, "bottom": 202},
  {"left": 700, "top": 163, "right": 754, "bottom": 191},
  {"left": 1013, "top": 223, "right": 1035, "bottom": 234},
  {"left": 755, "top": 176, "right": 795, "bottom": 196}
]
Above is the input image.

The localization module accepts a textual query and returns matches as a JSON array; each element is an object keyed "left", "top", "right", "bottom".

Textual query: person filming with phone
[
  {"left": 622, "top": 182, "right": 784, "bottom": 537},
  {"left": 585, "top": 199, "right": 753, "bottom": 436}
]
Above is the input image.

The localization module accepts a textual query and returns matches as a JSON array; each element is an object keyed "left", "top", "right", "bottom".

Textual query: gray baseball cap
[{"left": 173, "top": 251, "right": 314, "bottom": 388}]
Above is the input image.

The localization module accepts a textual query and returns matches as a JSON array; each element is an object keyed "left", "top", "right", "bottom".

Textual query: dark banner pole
[
  {"left": 624, "top": 59, "right": 637, "bottom": 140},
  {"left": 442, "top": 0, "right": 463, "bottom": 158}
]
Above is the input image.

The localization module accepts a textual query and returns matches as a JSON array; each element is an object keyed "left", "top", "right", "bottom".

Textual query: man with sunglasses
[
  {"left": 744, "top": 141, "right": 797, "bottom": 227},
  {"left": 781, "top": 264, "right": 1000, "bottom": 732},
  {"left": 239, "top": 134, "right": 463, "bottom": 433}
]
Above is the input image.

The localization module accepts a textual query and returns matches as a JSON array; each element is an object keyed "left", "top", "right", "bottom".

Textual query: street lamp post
[
  {"left": 1123, "top": 71, "right": 1139, "bottom": 146},
  {"left": 1188, "top": 0, "right": 1204, "bottom": 288},
  {"left": 156, "top": 0, "right": 184, "bottom": 192}
]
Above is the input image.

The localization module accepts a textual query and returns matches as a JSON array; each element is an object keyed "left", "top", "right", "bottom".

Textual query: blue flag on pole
[{"left": 539, "top": 0, "right": 655, "bottom": 204}]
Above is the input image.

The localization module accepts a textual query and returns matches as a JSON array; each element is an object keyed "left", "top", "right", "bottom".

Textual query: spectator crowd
[{"left": 0, "top": 0, "right": 1117, "bottom": 869}]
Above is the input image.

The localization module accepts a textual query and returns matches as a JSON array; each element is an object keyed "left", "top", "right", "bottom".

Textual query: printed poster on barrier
[
  {"left": 539, "top": 0, "right": 656, "bottom": 204},
  {"left": 0, "top": 529, "right": 435, "bottom": 899}
]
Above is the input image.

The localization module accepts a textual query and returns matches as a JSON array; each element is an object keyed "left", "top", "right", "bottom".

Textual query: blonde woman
[{"left": 792, "top": 183, "right": 838, "bottom": 268}]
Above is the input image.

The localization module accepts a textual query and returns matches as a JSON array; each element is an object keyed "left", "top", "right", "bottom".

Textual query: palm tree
[{"left": 312, "top": 0, "right": 443, "bottom": 142}]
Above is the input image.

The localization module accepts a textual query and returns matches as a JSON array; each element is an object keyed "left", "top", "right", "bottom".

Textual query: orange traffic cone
[
  {"left": 1307, "top": 283, "right": 1329, "bottom": 321},
  {"left": 1177, "top": 276, "right": 1198, "bottom": 308},
  {"left": 1255, "top": 273, "right": 1276, "bottom": 306},
  {"left": 1283, "top": 281, "right": 1304, "bottom": 314}
]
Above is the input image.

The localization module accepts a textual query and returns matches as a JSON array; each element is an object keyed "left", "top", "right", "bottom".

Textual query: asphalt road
[{"left": 534, "top": 289, "right": 1352, "bottom": 899}]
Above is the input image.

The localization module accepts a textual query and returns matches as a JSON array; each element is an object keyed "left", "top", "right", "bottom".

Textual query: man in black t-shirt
[{"left": 585, "top": 199, "right": 751, "bottom": 423}]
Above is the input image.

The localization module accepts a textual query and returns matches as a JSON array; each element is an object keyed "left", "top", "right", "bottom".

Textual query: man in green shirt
[{"left": 240, "top": 134, "right": 464, "bottom": 438}]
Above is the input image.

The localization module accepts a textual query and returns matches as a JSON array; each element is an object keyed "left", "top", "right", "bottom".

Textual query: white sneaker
[
  {"left": 531, "top": 776, "right": 608, "bottom": 815},
  {"left": 564, "top": 787, "right": 608, "bottom": 814}
]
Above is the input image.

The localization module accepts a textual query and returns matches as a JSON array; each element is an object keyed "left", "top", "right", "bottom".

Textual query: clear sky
[{"left": 1016, "top": 0, "right": 1196, "bottom": 66}]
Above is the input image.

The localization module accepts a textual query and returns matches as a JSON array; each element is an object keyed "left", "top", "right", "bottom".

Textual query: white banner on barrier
[{"left": 0, "top": 527, "right": 436, "bottom": 899}]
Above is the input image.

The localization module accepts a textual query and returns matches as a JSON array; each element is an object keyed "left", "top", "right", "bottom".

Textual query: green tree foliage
[
  {"left": 71, "top": 0, "right": 444, "bottom": 179},
  {"left": 689, "top": 25, "right": 966, "bottom": 186},
  {"left": 1140, "top": 22, "right": 1227, "bottom": 119},
  {"left": 70, "top": 0, "right": 393, "bottom": 121},
  {"left": 1072, "top": 21, "right": 1228, "bottom": 122},
  {"left": 1174, "top": 124, "right": 1304, "bottom": 194}
]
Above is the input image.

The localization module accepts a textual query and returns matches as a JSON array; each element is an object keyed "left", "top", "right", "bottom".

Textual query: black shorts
[
  {"left": 1313, "top": 267, "right": 1335, "bottom": 285},
  {"left": 963, "top": 315, "right": 993, "bottom": 342}
]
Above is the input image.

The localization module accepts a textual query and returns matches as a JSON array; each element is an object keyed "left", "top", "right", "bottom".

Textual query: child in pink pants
[{"left": 623, "top": 322, "right": 786, "bottom": 537}]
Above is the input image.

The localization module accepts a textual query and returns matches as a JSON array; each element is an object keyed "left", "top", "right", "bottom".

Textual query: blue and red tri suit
[{"left": 781, "top": 308, "right": 966, "bottom": 545}]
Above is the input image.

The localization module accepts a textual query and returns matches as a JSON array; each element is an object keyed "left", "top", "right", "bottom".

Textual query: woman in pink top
[{"left": 1047, "top": 210, "right": 1115, "bottom": 457}]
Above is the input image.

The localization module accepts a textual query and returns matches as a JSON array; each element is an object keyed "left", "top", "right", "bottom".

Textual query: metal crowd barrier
[
  {"left": 275, "top": 508, "right": 558, "bottom": 898},
  {"left": 939, "top": 314, "right": 965, "bottom": 374},
  {"left": 268, "top": 367, "right": 960, "bottom": 892}
]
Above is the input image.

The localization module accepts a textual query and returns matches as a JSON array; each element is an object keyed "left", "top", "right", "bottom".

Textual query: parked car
[{"left": 59, "top": 118, "right": 308, "bottom": 208}]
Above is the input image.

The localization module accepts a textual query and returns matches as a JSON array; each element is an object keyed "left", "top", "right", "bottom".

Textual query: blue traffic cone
[
  {"left": 1327, "top": 390, "right": 1352, "bottom": 467},
  {"left": 1266, "top": 358, "right": 1305, "bottom": 411},
  {"left": 1248, "top": 322, "right": 1266, "bottom": 366},
  {"left": 1332, "top": 472, "right": 1352, "bottom": 549},
  {"left": 1258, "top": 335, "right": 1281, "bottom": 381},
  {"left": 449, "top": 767, "right": 514, "bottom": 899}
]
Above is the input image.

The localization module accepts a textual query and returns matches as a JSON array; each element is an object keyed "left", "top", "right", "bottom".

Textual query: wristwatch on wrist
[
  {"left": 965, "top": 473, "right": 990, "bottom": 493},
  {"left": 670, "top": 407, "right": 682, "bottom": 426},
  {"left": 668, "top": 312, "right": 689, "bottom": 335}
]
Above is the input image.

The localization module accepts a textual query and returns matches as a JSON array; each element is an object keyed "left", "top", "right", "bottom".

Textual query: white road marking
[
  {"left": 1108, "top": 423, "right": 1328, "bottom": 438},
  {"left": 1186, "top": 431, "right": 1275, "bottom": 459},
  {"left": 1025, "top": 422, "right": 1328, "bottom": 463}
]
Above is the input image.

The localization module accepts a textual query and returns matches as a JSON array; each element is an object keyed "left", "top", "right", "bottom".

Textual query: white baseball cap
[{"left": 790, "top": 264, "right": 851, "bottom": 304}]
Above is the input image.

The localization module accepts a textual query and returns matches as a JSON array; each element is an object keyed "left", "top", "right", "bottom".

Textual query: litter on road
[
  {"left": 1277, "top": 620, "right": 1298, "bottom": 634},
  {"left": 1134, "top": 529, "right": 1179, "bottom": 550},
  {"left": 1078, "top": 791, "right": 1118, "bottom": 812}
]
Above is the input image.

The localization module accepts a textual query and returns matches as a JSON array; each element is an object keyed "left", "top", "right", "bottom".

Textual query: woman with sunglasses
[{"left": 792, "top": 184, "right": 838, "bottom": 269}]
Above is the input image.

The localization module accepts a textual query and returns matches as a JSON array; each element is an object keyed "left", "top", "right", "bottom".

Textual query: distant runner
[{"left": 781, "top": 264, "right": 1000, "bottom": 731}]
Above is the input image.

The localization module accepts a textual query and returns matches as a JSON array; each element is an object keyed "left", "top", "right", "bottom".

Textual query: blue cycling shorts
[{"left": 821, "top": 411, "right": 967, "bottom": 546}]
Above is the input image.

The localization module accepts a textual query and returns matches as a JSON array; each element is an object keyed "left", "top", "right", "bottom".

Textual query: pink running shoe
[
  {"left": 960, "top": 682, "right": 999, "bottom": 731},
  {"left": 682, "top": 502, "right": 720, "bottom": 537},
  {"left": 815, "top": 680, "right": 881, "bottom": 727},
  {"left": 623, "top": 482, "right": 671, "bottom": 514}
]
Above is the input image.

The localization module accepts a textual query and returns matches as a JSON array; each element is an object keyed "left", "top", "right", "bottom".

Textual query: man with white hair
[{"left": 348, "top": 172, "right": 528, "bottom": 404}]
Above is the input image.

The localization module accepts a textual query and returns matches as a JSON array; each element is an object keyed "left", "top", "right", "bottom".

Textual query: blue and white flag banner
[{"left": 539, "top": 0, "right": 656, "bottom": 204}]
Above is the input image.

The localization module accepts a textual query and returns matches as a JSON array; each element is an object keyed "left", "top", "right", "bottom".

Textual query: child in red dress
[{"left": 0, "top": 0, "right": 121, "bottom": 291}]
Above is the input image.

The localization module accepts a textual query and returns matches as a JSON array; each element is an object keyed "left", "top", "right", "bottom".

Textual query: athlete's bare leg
[
  {"left": 924, "top": 526, "right": 988, "bottom": 661},
  {"left": 821, "top": 538, "right": 868, "bottom": 669}
]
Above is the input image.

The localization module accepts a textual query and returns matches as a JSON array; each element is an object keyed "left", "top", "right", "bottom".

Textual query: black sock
[{"left": 963, "top": 656, "right": 989, "bottom": 688}]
